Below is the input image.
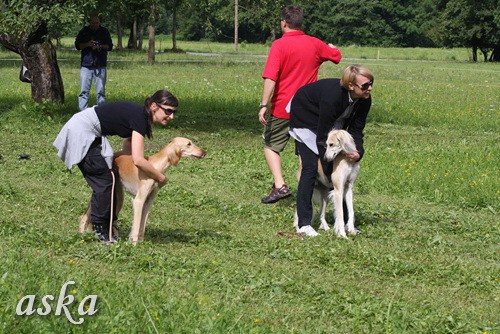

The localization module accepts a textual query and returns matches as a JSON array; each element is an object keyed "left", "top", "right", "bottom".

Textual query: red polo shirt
[{"left": 262, "top": 30, "right": 342, "bottom": 119}]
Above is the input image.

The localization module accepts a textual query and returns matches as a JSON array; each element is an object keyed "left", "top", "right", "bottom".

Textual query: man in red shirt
[{"left": 258, "top": 5, "right": 342, "bottom": 204}]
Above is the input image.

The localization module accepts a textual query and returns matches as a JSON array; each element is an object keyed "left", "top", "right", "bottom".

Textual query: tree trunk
[
  {"left": 172, "top": 7, "right": 177, "bottom": 51},
  {"left": 234, "top": 0, "right": 238, "bottom": 52},
  {"left": 148, "top": 3, "right": 156, "bottom": 64},
  {"left": 479, "top": 48, "right": 488, "bottom": 62},
  {"left": 25, "top": 41, "right": 65, "bottom": 103},
  {"left": 471, "top": 45, "right": 478, "bottom": 62},
  {"left": 127, "top": 18, "right": 137, "bottom": 49},
  {"left": 492, "top": 45, "right": 499, "bottom": 62},
  {"left": 270, "top": 27, "right": 276, "bottom": 42},
  {"left": 137, "top": 20, "right": 144, "bottom": 50},
  {"left": 116, "top": 14, "right": 123, "bottom": 50},
  {"left": 0, "top": 22, "right": 64, "bottom": 103}
]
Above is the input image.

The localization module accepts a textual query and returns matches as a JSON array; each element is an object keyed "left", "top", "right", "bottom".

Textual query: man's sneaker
[
  {"left": 261, "top": 184, "right": 291, "bottom": 204},
  {"left": 297, "top": 225, "right": 320, "bottom": 237}
]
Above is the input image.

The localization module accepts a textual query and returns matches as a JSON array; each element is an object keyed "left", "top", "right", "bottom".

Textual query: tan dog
[
  {"left": 79, "top": 137, "right": 207, "bottom": 244},
  {"left": 294, "top": 130, "right": 360, "bottom": 238}
]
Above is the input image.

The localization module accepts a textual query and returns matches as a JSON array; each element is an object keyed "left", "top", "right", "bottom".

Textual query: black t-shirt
[{"left": 95, "top": 101, "right": 150, "bottom": 138}]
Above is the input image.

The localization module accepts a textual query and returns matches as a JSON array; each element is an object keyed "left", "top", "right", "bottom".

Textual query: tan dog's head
[
  {"left": 167, "top": 137, "right": 207, "bottom": 165},
  {"left": 324, "top": 130, "right": 357, "bottom": 162}
]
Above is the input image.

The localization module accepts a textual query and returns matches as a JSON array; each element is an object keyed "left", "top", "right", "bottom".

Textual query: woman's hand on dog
[
  {"left": 346, "top": 152, "right": 360, "bottom": 162},
  {"left": 158, "top": 175, "right": 167, "bottom": 187}
]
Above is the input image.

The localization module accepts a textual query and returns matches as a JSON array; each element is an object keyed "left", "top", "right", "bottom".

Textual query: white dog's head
[{"left": 323, "top": 130, "right": 357, "bottom": 161}]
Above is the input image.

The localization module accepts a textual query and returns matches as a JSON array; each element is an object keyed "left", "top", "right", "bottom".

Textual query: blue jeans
[{"left": 79, "top": 67, "right": 107, "bottom": 111}]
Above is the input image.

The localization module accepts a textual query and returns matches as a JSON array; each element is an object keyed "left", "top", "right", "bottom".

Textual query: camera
[{"left": 92, "top": 40, "right": 101, "bottom": 52}]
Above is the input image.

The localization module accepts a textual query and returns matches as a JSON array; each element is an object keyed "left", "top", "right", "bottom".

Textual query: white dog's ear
[
  {"left": 340, "top": 131, "right": 358, "bottom": 154},
  {"left": 336, "top": 133, "right": 342, "bottom": 143}
]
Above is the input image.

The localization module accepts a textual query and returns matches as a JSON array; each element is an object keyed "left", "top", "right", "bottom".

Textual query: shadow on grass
[
  {"left": 356, "top": 211, "right": 393, "bottom": 229},
  {"left": 137, "top": 226, "right": 231, "bottom": 245},
  {"left": 26, "top": 95, "right": 263, "bottom": 135},
  {"left": 303, "top": 207, "right": 390, "bottom": 231}
]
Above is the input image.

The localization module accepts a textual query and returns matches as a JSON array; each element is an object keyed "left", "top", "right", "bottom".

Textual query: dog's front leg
[
  {"left": 130, "top": 192, "right": 147, "bottom": 245},
  {"left": 316, "top": 187, "right": 330, "bottom": 231},
  {"left": 138, "top": 188, "right": 159, "bottom": 241},
  {"left": 332, "top": 188, "right": 347, "bottom": 238},
  {"left": 344, "top": 184, "right": 359, "bottom": 235}
]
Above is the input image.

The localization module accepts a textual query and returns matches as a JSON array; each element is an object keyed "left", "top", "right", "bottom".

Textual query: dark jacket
[
  {"left": 289, "top": 78, "right": 371, "bottom": 159},
  {"left": 75, "top": 26, "right": 113, "bottom": 68}
]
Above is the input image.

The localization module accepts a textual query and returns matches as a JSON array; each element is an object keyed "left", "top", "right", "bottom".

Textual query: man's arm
[
  {"left": 319, "top": 42, "right": 342, "bottom": 64},
  {"left": 258, "top": 78, "right": 276, "bottom": 125}
]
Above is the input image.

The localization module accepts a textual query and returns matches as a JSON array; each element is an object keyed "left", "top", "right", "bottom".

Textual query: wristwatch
[{"left": 259, "top": 103, "right": 268, "bottom": 108}]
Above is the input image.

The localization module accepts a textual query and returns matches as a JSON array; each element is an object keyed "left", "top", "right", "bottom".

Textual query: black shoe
[
  {"left": 94, "top": 232, "right": 118, "bottom": 244},
  {"left": 92, "top": 223, "right": 118, "bottom": 244}
]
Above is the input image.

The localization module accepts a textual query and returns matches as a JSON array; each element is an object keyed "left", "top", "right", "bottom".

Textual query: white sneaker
[{"left": 297, "top": 225, "right": 320, "bottom": 237}]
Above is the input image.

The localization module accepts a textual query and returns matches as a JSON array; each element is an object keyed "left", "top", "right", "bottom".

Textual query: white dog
[{"left": 294, "top": 129, "right": 361, "bottom": 238}]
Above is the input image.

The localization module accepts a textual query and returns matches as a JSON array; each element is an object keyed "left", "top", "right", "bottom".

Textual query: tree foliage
[
  {"left": 170, "top": 0, "right": 498, "bottom": 61},
  {"left": 302, "top": 0, "right": 439, "bottom": 47},
  {"left": 431, "top": 0, "right": 499, "bottom": 61}
]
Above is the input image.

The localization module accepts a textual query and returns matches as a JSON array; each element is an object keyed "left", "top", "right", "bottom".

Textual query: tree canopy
[{"left": 170, "top": 0, "right": 498, "bottom": 59}]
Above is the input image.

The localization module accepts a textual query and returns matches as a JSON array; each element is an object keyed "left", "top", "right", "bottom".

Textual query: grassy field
[{"left": 0, "top": 42, "right": 499, "bottom": 333}]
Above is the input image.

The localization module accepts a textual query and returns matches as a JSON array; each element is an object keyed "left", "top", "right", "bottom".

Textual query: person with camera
[{"left": 75, "top": 14, "right": 113, "bottom": 111}]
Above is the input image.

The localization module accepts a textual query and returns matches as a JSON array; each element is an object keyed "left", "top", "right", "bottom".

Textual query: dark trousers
[
  {"left": 296, "top": 141, "right": 348, "bottom": 228},
  {"left": 77, "top": 139, "right": 116, "bottom": 229},
  {"left": 296, "top": 141, "right": 319, "bottom": 228}
]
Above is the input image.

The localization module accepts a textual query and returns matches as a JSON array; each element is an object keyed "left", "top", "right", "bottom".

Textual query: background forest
[
  {"left": 74, "top": 0, "right": 499, "bottom": 62},
  {"left": 2, "top": 0, "right": 498, "bottom": 61}
]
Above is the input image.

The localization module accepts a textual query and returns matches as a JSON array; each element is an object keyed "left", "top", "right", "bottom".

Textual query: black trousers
[
  {"left": 77, "top": 138, "right": 116, "bottom": 228},
  {"left": 296, "top": 141, "right": 319, "bottom": 228}
]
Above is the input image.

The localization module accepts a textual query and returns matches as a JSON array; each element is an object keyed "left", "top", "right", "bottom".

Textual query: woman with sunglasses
[
  {"left": 288, "top": 64, "right": 374, "bottom": 237},
  {"left": 54, "top": 89, "right": 178, "bottom": 242}
]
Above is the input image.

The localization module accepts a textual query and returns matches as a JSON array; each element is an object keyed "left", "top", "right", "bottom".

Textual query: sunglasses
[
  {"left": 354, "top": 81, "right": 373, "bottom": 91},
  {"left": 158, "top": 105, "right": 176, "bottom": 116}
]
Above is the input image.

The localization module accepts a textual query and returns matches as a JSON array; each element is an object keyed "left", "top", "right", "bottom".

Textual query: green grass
[{"left": 0, "top": 44, "right": 499, "bottom": 333}]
